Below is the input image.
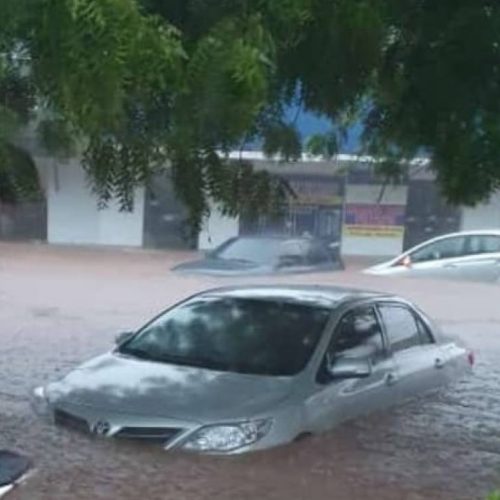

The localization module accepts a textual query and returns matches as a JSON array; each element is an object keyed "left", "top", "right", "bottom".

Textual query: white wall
[
  {"left": 41, "top": 158, "right": 145, "bottom": 247},
  {"left": 461, "top": 193, "right": 500, "bottom": 231},
  {"left": 342, "top": 184, "right": 408, "bottom": 257},
  {"left": 198, "top": 204, "right": 239, "bottom": 250}
]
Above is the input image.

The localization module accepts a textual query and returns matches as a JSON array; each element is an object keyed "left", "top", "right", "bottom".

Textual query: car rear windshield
[{"left": 120, "top": 297, "right": 331, "bottom": 376}]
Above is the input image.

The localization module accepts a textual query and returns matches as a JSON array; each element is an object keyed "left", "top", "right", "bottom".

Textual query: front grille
[
  {"left": 114, "top": 427, "right": 182, "bottom": 444},
  {"left": 54, "top": 409, "right": 90, "bottom": 434}
]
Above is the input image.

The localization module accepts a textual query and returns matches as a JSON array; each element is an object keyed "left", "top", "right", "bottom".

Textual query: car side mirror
[
  {"left": 328, "top": 357, "right": 372, "bottom": 379},
  {"left": 395, "top": 255, "right": 412, "bottom": 268},
  {"left": 115, "top": 331, "right": 134, "bottom": 345}
]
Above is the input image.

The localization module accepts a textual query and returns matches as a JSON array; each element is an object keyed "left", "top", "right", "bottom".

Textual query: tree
[{"left": 1, "top": 0, "right": 500, "bottom": 230}]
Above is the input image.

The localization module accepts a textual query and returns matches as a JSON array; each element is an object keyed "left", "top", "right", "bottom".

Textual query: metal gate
[
  {"left": 143, "top": 174, "right": 195, "bottom": 250},
  {"left": 403, "top": 180, "right": 462, "bottom": 250},
  {"left": 0, "top": 200, "right": 47, "bottom": 242}
]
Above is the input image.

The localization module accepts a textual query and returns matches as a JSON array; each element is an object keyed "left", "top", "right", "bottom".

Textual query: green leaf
[
  {"left": 305, "top": 131, "right": 338, "bottom": 159},
  {"left": 263, "top": 123, "right": 302, "bottom": 161}
]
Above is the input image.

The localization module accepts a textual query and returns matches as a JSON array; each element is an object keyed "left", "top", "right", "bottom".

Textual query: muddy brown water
[{"left": 0, "top": 243, "right": 499, "bottom": 499}]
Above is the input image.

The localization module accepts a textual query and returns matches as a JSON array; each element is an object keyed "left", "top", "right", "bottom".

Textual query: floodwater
[{"left": 0, "top": 243, "right": 499, "bottom": 500}]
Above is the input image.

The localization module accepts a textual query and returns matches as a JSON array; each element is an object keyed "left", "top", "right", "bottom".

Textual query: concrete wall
[
  {"left": 461, "top": 193, "right": 500, "bottom": 231},
  {"left": 41, "top": 158, "right": 145, "bottom": 247},
  {"left": 198, "top": 204, "right": 239, "bottom": 250},
  {"left": 342, "top": 184, "right": 408, "bottom": 257},
  {"left": 34, "top": 149, "right": 500, "bottom": 254}
]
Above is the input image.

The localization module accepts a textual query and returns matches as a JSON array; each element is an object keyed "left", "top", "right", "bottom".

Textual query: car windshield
[
  {"left": 119, "top": 297, "right": 331, "bottom": 376},
  {"left": 212, "top": 238, "right": 290, "bottom": 265}
]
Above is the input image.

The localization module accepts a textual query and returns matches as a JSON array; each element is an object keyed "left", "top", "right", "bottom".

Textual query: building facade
[{"left": 1, "top": 152, "right": 499, "bottom": 257}]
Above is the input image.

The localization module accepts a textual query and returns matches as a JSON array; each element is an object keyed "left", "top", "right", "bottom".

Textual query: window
[
  {"left": 378, "top": 304, "right": 421, "bottom": 352},
  {"left": 121, "top": 297, "right": 331, "bottom": 376},
  {"left": 329, "top": 307, "right": 385, "bottom": 361},
  {"left": 415, "top": 315, "right": 434, "bottom": 344},
  {"left": 466, "top": 235, "right": 500, "bottom": 255},
  {"left": 410, "top": 236, "right": 467, "bottom": 263},
  {"left": 317, "top": 306, "right": 384, "bottom": 384}
]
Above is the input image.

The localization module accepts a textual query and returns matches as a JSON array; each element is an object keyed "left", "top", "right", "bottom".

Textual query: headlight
[
  {"left": 31, "top": 386, "right": 50, "bottom": 416},
  {"left": 182, "top": 419, "right": 273, "bottom": 453}
]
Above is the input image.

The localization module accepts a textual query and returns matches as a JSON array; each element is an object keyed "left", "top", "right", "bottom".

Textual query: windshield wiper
[
  {"left": 119, "top": 347, "right": 232, "bottom": 371},
  {"left": 153, "top": 353, "right": 233, "bottom": 371},
  {"left": 118, "top": 346, "right": 157, "bottom": 361}
]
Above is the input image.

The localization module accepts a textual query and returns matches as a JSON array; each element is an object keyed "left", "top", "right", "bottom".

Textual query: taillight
[{"left": 467, "top": 351, "right": 475, "bottom": 366}]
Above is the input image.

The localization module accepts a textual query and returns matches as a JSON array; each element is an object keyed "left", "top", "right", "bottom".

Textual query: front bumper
[{"left": 50, "top": 402, "right": 198, "bottom": 450}]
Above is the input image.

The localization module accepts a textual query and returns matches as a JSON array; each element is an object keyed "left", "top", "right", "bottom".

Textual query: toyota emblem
[{"left": 92, "top": 420, "right": 111, "bottom": 436}]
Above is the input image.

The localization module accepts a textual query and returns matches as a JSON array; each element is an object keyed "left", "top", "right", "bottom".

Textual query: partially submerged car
[
  {"left": 33, "top": 285, "right": 473, "bottom": 454},
  {"left": 365, "top": 230, "right": 500, "bottom": 282},
  {"left": 171, "top": 236, "right": 343, "bottom": 276}
]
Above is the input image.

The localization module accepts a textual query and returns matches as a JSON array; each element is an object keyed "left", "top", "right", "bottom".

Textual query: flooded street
[{"left": 1, "top": 243, "right": 499, "bottom": 499}]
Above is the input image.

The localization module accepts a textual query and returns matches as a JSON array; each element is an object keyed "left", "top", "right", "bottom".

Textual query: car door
[
  {"left": 377, "top": 302, "right": 446, "bottom": 402},
  {"left": 449, "top": 234, "right": 500, "bottom": 283},
  {"left": 306, "top": 305, "right": 398, "bottom": 432},
  {"left": 406, "top": 235, "right": 468, "bottom": 279}
]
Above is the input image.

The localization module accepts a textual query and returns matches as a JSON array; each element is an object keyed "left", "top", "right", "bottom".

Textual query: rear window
[{"left": 466, "top": 235, "right": 500, "bottom": 255}]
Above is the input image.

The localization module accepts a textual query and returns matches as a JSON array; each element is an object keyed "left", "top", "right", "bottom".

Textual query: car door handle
[
  {"left": 435, "top": 358, "right": 446, "bottom": 369},
  {"left": 385, "top": 372, "right": 398, "bottom": 386}
]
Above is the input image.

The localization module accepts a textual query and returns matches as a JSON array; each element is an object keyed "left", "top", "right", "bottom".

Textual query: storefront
[{"left": 240, "top": 173, "right": 346, "bottom": 244}]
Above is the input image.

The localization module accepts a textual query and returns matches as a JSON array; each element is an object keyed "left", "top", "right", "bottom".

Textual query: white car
[{"left": 365, "top": 230, "right": 500, "bottom": 283}]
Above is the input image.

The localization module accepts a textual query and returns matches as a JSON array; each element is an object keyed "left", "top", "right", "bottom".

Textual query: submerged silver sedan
[{"left": 33, "top": 286, "right": 473, "bottom": 454}]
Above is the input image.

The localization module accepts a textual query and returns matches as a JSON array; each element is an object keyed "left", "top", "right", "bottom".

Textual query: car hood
[
  {"left": 47, "top": 353, "right": 294, "bottom": 422},
  {"left": 171, "top": 258, "right": 271, "bottom": 276},
  {"left": 363, "top": 259, "right": 397, "bottom": 274}
]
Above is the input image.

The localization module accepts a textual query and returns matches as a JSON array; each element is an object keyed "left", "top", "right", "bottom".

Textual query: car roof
[
  {"left": 441, "top": 229, "right": 500, "bottom": 238},
  {"left": 420, "top": 229, "right": 500, "bottom": 241},
  {"left": 200, "top": 285, "right": 390, "bottom": 308},
  {"left": 233, "top": 235, "right": 324, "bottom": 243}
]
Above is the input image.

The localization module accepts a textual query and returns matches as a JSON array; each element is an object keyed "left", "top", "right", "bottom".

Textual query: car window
[
  {"left": 317, "top": 306, "right": 385, "bottom": 384},
  {"left": 415, "top": 315, "right": 434, "bottom": 344},
  {"left": 122, "top": 297, "right": 331, "bottom": 377},
  {"left": 466, "top": 235, "right": 500, "bottom": 255},
  {"left": 378, "top": 304, "right": 422, "bottom": 352},
  {"left": 410, "top": 236, "right": 467, "bottom": 263},
  {"left": 329, "top": 307, "right": 385, "bottom": 362}
]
